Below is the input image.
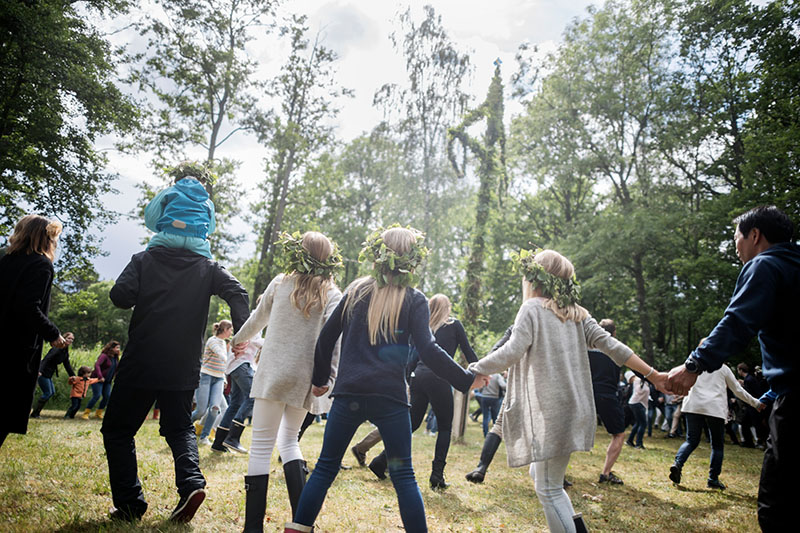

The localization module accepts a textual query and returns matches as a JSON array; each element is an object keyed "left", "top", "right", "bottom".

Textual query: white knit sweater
[{"left": 232, "top": 274, "right": 342, "bottom": 410}]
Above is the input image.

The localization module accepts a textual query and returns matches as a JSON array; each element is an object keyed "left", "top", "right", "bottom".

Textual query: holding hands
[
  {"left": 471, "top": 373, "right": 490, "bottom": 389},
  {"left": 665, "top": 365, "right": 699, "bottom": 396},
  {"left": 232, "top": 341, "right": 249, "bottom": 357},
  {"left": 51, "top": 335, "right": 68, "bottom": 349},
  {"left": 312, "top": 385, "right": 329, "bottom": 397}
]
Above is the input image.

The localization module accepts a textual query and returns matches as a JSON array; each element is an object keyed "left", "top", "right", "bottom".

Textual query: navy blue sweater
[
  {"left": 693, "top": 242, "right": 800, "bottom": 396},
  {"left": 314, "top": 287, "right": 475, "bottom": 406}
]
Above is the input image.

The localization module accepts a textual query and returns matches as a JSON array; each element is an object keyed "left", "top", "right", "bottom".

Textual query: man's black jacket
[{"left": 110, "top": 247, "right": 250, "bottom": 391}]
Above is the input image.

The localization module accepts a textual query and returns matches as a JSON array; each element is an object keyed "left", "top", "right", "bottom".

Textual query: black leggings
[{"left": 409, "top": 368, "right": 454, "bottom": 466}]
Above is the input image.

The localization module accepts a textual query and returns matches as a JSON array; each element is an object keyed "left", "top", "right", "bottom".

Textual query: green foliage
[
  {"left": 131, "top": 0, "right": 278, "bottom": 260},
  {"left": 358, "top": 225, "right": 429, "bottom": 288},
  {"left": 49, "top": 281, "right": 132, "bottom": 347},
  {"left": 0, "top": 0, "right": 139, "bottom": 273},
  {"left": 448, "top": 63, "right": 507, "bottom": 331},
  {"left": 250, "top": 14, "right": 351, "bottom": 300},
  {"left": 512, "top": 248, "right": 582, "bottom": 308},
  {"left": 276, "top": 231, "right": 343, "bottom": 279}
]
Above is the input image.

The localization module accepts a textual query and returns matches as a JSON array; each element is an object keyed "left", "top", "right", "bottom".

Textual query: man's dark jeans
[
  {"left": 758, "top": 391, "right": 798, "bottom": 532},
  {"left": 101, "top": 383, "right": 205, "bottom": 517}
]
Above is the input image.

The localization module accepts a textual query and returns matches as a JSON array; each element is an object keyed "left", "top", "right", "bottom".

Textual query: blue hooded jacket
[
  {"left": 144, "top": 178, "right": 216, "bottom": 239},
  {"left": 693, "top": 242, "right": 800, "bottom": 396}
]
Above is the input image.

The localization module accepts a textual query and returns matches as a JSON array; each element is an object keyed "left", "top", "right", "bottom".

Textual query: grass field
[{"left": 0, "top": 403, "right": 763, "bottom": 533}]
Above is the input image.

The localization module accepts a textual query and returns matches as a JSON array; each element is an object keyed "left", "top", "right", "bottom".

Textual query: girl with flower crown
[
  {"left": 230, "top": 231, "right": 343, "bottom": 533},
  {"left": 467, "top": 249, "right": 667, "bottom": 533},
  {"left": 284, "top": 226, "right": 488, "bottom": 533}
]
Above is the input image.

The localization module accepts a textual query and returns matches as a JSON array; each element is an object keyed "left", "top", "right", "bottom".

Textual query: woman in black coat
[{"left": 0, "top": 215, "right": 67, "bottom": 448}]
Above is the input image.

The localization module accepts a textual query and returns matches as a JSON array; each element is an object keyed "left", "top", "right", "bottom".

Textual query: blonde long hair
[
  {"left": 289, "top": 231, "right": 337, "bottom": 317},
  {"left": 428, "top": 294, "right": 454, "bottom": 333},
  {"left": 523, "top": 249, "right": 588, "bottom": 323},
  {"left": 344, "top": 227, "right": 418, "bottom": 345},
  {"left": 6, "top": 214, "right": 62, "bottom": 262}
]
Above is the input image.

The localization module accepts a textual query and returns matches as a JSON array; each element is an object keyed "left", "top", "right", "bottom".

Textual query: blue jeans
[
  {"left": 627, "top": 403, "right": 647, "bottom": 446},
  {"left": 87, "top": 381, "right": 113, "bottom": 409},
  {"left": 38, "top": 376, "right": 55, "bottom": 401},
  {"left": 294, "top": 395, "right": 427, "bottom": 532},
  {"left": 218, "top": 364, "right": 254, "bottom": 428},
  {"left": 675, "top": 413, "right": 725, "bottom": 480},
  {"left": 191, "top": 373, "right": 224, "bottom": 439},
  {"left": 664, "top": 403, "right": 677, "bottom": 429},
  {"left": 481, "top": 396, "right": 502, "bottom": 437}
]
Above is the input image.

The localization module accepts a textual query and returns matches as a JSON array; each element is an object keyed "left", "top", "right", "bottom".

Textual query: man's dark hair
[
  {"left": 733, "top": 206, "right": 795, "bottom": 243},
  {"left": 599, "top": 318, "right": 616, "bottom": 336}
]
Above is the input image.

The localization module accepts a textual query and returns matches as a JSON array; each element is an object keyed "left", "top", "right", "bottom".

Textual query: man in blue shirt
[{"left": 667, "top": 205, "right": 799, "bottom": 532}]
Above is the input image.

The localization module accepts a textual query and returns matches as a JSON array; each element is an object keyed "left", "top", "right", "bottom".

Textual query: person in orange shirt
[{"left": 65, "top": 366, "right": 103, "bottom": 419}]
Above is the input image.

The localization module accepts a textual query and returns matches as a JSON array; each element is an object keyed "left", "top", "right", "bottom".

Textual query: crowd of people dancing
[{"left": 1, "top": 162, "right": 797, "bottom": 533}]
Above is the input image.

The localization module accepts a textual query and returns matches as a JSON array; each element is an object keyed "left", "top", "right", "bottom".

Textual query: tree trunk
[{"left": 631, "top": 252, "right": 654, "bottom": 364}]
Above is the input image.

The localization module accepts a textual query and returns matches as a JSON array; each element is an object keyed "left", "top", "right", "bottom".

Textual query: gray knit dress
[{"left": 469, "top": 297, "right": 633, "bottom": 467}]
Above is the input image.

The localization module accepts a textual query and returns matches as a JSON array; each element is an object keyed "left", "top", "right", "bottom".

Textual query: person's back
[
  {"left": 588, "top": 349, "right": 619, "bottom": 397},
  {"left": 103, "top": 244, "right": 248, "bottom": 523},
  {"left": 736, "top": 243, "right": 800, "bottom": 395},
  {"left": 319, "top": 286, "right": 472, "bottom": 403},
  {"left": 110, "top": 247, "right": 247, "bottom": 390}
]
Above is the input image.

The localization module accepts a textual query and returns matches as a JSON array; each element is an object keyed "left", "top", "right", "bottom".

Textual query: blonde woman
[
  {"left": 468, "top": 249, "right": 667, "bottom": 533},
  {"left": 368, "top": 293, "right": 478, "bottom": 489},
  {"left": 284, "top": 226, "right": 487, "bottom": 533},
  {"left": 231, "top": 231, "right": 343, "bottom": 533},
  {"left": 1, "top": 215, "right": 67, "bottom": 448}
]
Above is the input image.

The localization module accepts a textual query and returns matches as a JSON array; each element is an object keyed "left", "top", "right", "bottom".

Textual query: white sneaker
[{"left": 199, "top": 437, "right": 211, "bottom": 446}]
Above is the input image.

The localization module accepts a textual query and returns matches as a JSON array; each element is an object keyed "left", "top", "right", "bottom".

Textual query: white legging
[
  {"left": 247, "top": 398, "right": 307, "bottom": 476},
  {"left": 529, "top": 454, "right": 577, "bottom": 533}
]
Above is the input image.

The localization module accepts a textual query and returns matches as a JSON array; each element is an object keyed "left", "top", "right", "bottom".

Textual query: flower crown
[
  {"left": 277, "top": 231, "right": 343, "bottom": 278},
  {"left": 359, "top": 225, "right": 428, "bottom": 288},
  {"left": 511, "top": 248, "right": 582, "bottom": 308}
]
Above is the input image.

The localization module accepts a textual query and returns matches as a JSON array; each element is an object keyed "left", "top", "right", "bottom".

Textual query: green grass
[{"left": 0, "top": 411, "right": 762, "bottom": 532}]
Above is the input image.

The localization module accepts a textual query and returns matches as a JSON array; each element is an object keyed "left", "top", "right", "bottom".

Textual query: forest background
[{"left": 1, "top": 0, "right": 798, "bottom": 371}]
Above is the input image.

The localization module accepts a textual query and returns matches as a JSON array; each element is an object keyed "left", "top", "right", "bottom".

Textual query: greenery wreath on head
[
  {"left": 277, "top": 231, "right": 343, "bottom": 278},
  {"left": 511, "top": 248, "right": 582, "bottom": 308},
  {"left": 168, "top": 161, "right": 214, "bottom": 185},
  {"left": 359, "top": 224, "right": 429, "bottom": 288}
]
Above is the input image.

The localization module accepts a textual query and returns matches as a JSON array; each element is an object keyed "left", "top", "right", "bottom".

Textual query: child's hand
[
  {"left": 99, "top": 378, "right": 105, "bottom": 382},
  {"left": 312, "top": 385, "right": 329, "bottom": 397},
  {"left": 232, "top": 341, "right": 249, "bottom": 356},
  {"left": 471, "top": 373, "right": 490, "bottom": 389}
]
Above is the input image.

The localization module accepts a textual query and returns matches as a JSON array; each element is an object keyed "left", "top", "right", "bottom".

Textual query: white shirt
[
  {"left": 628, "top": 377, "right": 650, "bottom": 408},
  {"left": 682, "top": 365, "right": 761, "bottom": 420}
]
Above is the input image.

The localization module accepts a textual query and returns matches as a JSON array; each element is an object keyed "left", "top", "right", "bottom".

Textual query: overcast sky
[{"left": 92, "top": 0, "right": 596, "bottom": 281}]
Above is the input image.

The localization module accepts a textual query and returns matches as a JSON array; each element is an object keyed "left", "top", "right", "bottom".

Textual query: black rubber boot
[
  {"left": 224, "top": 421, "right": 248, "bottom": 453},
  {"left": 211, "top": 426, "right": 230, "bottom": 453},
  {"left": 466, "top": 433, "right": 501, "bottom": 483},
  {"left": 243, "top": 474, "right": 268, "bottom": 533},
  {"left": 368, "top": 451, "right": 388, "bottom": 480},
  {"left": 430, "top": 460, "right": 449, "bottom": 490},
  {"left": 573, "top": 512, "right": 589, "bottom": 532},
  {"left": 30, "top": 398, "right": 48, "bottom": 418},
  {"left": 283, "top": 459, "right": 307, "bottom": 518}
]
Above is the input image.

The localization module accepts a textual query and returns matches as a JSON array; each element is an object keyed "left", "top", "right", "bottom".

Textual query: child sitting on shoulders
[
  {"left": 66, "top": 366, "right": 103, "bottom": 419},
  {"left": 144, "top": 161, "right": 216, "bottom": 259}
]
